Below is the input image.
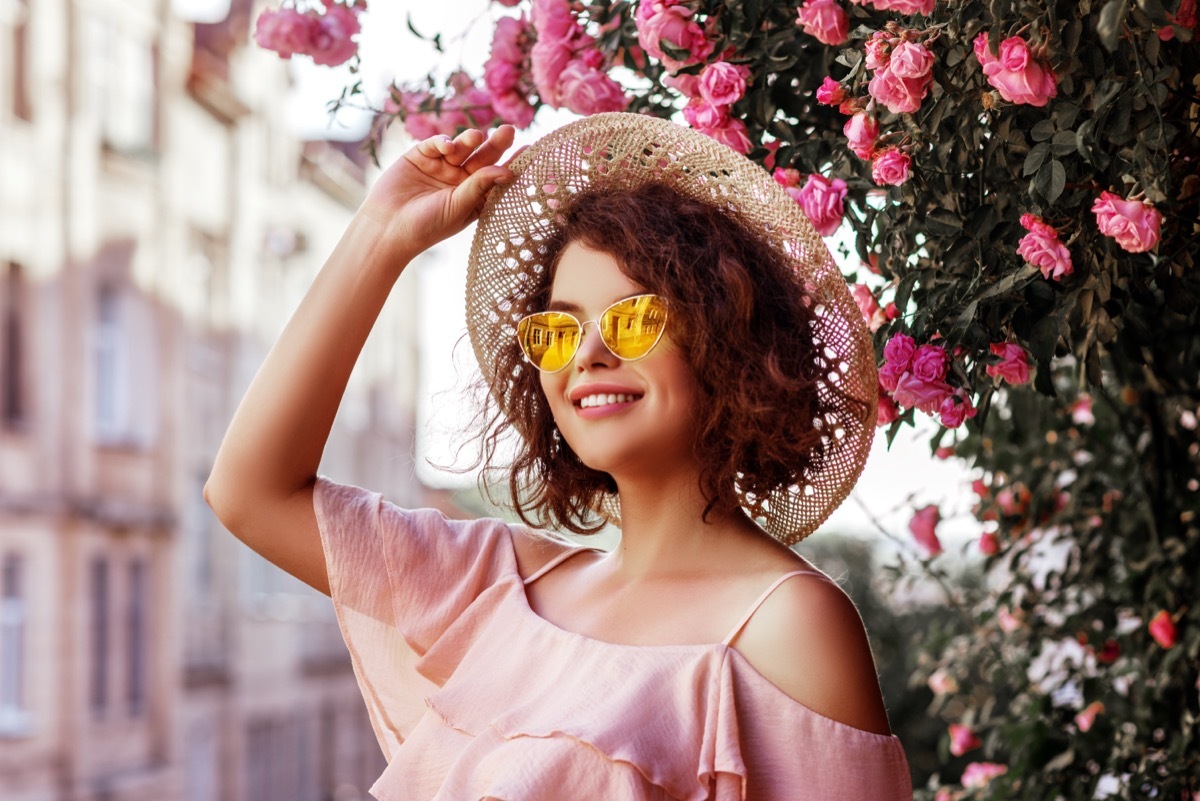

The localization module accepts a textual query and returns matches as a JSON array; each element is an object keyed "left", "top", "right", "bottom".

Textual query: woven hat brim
[{"left": 466, "top": 112, "right": 877, "bottom": 544}]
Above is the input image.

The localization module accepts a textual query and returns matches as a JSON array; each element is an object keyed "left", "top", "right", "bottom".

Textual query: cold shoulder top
[{"left": 314, "top": 477, "right": 913, "bottom": 801}]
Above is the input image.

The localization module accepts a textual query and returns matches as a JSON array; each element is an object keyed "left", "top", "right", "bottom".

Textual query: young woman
[{"left": 206, "top": 113, "right": 913, "bottom": 800}]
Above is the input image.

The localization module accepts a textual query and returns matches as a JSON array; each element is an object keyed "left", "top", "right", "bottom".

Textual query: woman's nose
[{"left": 574, "top": 322, "right": 619, "bottom": 370}]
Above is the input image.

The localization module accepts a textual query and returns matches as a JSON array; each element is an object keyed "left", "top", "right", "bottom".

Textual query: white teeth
[{"left": 578, "top": 393, "right": 637, "bottom": 408}]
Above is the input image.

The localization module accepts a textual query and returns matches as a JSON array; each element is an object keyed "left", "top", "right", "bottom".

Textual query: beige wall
[{"left": 1, "top": 2, "right": 422, "bottom": 799}]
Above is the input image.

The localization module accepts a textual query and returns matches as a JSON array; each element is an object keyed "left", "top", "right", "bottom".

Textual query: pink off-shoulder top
[{"left": 314, "top": 477, "right": 913, "bottom": 801}]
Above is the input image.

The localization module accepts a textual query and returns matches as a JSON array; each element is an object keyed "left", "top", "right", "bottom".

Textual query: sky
[{"left": 277, "top": 0, "right": 982, "bottom": 549}]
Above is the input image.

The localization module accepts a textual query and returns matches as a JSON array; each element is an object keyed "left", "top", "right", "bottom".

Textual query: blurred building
[{"left": 0, "top": 1, "right": 439, "bottom": 799}]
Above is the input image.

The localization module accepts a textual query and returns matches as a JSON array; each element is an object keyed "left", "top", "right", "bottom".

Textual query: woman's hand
[{"left": 360, "top": 125, "right": 521, "bottom": 260}]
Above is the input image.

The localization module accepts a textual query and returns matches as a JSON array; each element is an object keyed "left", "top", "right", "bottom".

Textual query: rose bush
[{"left": 259, "top": 0, "right": 1200, "bottom": 797}]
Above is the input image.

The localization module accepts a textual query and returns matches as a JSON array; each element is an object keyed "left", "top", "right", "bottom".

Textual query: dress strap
[
  {"left": 522, "top": 546, "right": 601, "bottom": 586},
  {"left": 721, "top": 570, "right": 827, "bottom": 646}
]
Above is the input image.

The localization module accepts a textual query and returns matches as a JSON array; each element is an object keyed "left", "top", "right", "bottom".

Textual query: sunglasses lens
[
  {"left": 517, "top": 312, "right": 581, "bottom": 372},
  {"left": 599, "top": 295, "right": 668, "bottom": 360}
]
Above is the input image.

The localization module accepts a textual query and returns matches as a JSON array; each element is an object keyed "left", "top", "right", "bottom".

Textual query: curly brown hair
[{"left": 470, "top": 181, "right": 862, "bottom": 536}]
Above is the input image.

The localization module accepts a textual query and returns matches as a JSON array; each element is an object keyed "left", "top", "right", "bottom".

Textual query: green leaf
[
  {"left": 1098, "top": 0, "right": 1131, "bottom": 52},
  {"left": 1051, "top": 130, "right": 1078, "bottom": 156},
  {"left": 925, "top": 208, "right": 963, "bottom": 236},
  {"left": 1034, "top": 160, "right": 1067, "bottom": 204},
  {"left": 1031, "top": 120, "right": 1057, "bottom": 142},
  {"left": 1024, "top": 143, "right": 1050, "bottom": 176}
]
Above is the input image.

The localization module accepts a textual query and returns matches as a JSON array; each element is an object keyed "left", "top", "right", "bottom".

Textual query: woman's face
[{"left": 538, "top": 241, "right": 701, "bottom": 481}]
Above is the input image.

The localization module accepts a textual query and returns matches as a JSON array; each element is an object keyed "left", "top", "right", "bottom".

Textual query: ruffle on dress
[{"left": 314, "top": 477, "right": 912, "bottom": 801}]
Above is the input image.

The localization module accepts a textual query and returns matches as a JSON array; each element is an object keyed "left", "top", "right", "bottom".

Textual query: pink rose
[
  {"left": 490, "top": 15, "right": 531, "bottom": 65},
  {"left": 864, "top": 31, "right": 893, "bottom": 71},
  {"left": 1159, "top": 0, "right": 1197, "bottom": 39},
  {"left": 493, "top": 0, "right": 523, "bottom": 6},
  {"left": 558, "top": 60, "right": 628, "bottom": 116},
  {"left": 888, "top": 40, "right": 934, "bottom": 80},
  {"left": 939, "top": 390, "right": 976, "bottom": 429},
  {"left": 911, "top": 344, "right": 949, "bottom": 383},
  {"left": 884, "top": 332, "right": 917, "bottom": 373},
  {"left": 1017, "top": 213, "right": 1073, "bottom": 280},
  {"left": 893, "top": 372, "right": 953, "bottom": 413},
  {"left": 254, "top": 8, "right": 315, "bottom": 59},
  {"left": 1149, "top": 610, "right": 1177, "bottom": 649},
  {"left": 962, "top": 762, "right": 1008, "bottom": 789},
  {"left": 927, "top": 668, "right": 958, "bottom": 695},
  {"left": 484, "top": 57, "right": 522, "bottom": 95},
  {"left": 851, "top": 284, "right": 887, "bottom": 332},
  {"left": 492, "top": 90, "right": 537, "bottom": 128},
  {"left": 865, "top": 0, "right": 936, "bottom": 13},
  {"left": 1070, "top": 395, "right": 1095, "bottom": 426},
  {"left": 843, "top": 111, "right": 879, "bottom": 159},
  {"left": 878, "top": 362, "right": 905, "bottom": 393},
  {"left": 307, "top": 3, "right": 361, "bottom": 67},
  {"left": 698, "top": 61, "right": 749, "bottom": 106},
  {"left": 1075, "top": 701, "right": 1104, "bottom": 732},
  {"left": 997, "top": 606, "right": 1022, "bottom": 632},
  {"left": 949, "top": 724, "right": 982, "bottom": 757},
  {"left": 698, "top": 115, "right": 753, "bottom": 154},
  {"left": 871, "top": 147, "right": 911, "bottom": 185},
  {"left": 976, "top": 33, "right": 1057, "bottom": 107},
  {"left": 985, "top": 342, "right": 1031, "bottom": 385},
  {"left": 1091, "top": 191, "right": 1163, "bottom": 253},
  {"left": 682, "top": 97, "right": 728, "bottom": 129},
  {"left": 796, "top": 0, "right": 849, "bottom": 46},
  {"left": 868, "top": 65, "right": 930, "bottom": 113},
  {"left": 530, "top": 38, "right": 575, "bottom": 106},
  {"left": 635, "top": 1, "right": 713, "bottom": 70},
  {"left": 935, "top": 445, "right": 955, "bottom": 459},
  {"left": 815, "top": 76, "right": 847, "bottom": 106},
  {"left": 979, "top": 531, "right": 999, "bottom": 555},
  {"left": 532, "top": 0, "right": 579, "bottom": 42},
  {"left": 908, "top": 504, "right": 942, "bottom": 556},
  {"left": 795, "top": 174, "right": 848, "bottom": 236},
  {"left": 877, "top": 389, "right": 900, "bottom": 425}
]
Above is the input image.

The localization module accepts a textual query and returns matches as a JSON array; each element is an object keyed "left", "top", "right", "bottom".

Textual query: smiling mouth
[{"left": 576, "top": 393, "right": 642, "bottom": 409}]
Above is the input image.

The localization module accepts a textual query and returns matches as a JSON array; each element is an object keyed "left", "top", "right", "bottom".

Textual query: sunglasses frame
[{"left": 515, "top": 293, "right": 669, "bottom": 374}]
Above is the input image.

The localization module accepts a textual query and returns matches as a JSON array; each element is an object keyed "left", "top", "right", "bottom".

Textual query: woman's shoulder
[
  {"left": 730, "top": 562, "right": 893, "bottom": 736},
  {"left": 507, "top": 523, "right": 595, "bottom": 580}
]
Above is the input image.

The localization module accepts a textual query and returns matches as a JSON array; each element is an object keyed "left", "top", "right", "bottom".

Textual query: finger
[
  {"left": 443, "top": 128, "right": 487, "bottom": 167},
  {"left": 461, "top": 125, "right": 517, "bottom": 173},
  {"left": 449, "top": 165, "right": 514, "bottom": 220},
  {"left": 413, "top": 134, "right": 456, "bottom": 162}
]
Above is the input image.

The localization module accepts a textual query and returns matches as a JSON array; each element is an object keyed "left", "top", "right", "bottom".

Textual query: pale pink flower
[
  {"left": 1070, "top": 395, "right": 1095, "bottom": 426},
  {"left": 844, "top": 111, "right": 879, "bottom": 159},
  {"left": 985, "top": 342, "right": 1031, "bottom": 385},
  {"left": 979, "top": 531, "right": 999, "bottom": 555},
  {"left": 949, "top": 724, "right": 982, "bottom": 757},
  {"left": 1149, "top": 610, "right": 1178, "bottom": 649},
  {"left": 699, "top": 114, "right": 753, "bottom": 154},
  {"left": 307, "top": 2, "right": 361, "bottom": 66},
  {"left": 889, "top": 40, "right": 935, "bottom": 80},
  {"left": 663, "top": 72, "right": 701, "bottom": 97},
  {"left": 851, "top": 284, "right": 887, "bottom": 332},
  {"left": 490, "top": 15, "right": 531, "bottom": 65},
  {"left": 492, "top": 90, "right": 537, "bottom": 128},
  {"left": 635, "top": 1, "right": 713, "bottom": 70},
  {"left": 484, "top": 57, "right": 522, "bottom": 95},
  {"left": 909, "top": 504, "right": 943, "bottom": 556},
  {"left": 698, "top": 61, "right": 749, "bottom": 106},
  {"left": 962, "top": 762, "right": 1008, "bottom": 789},
  {"left": 254, "top": 8, "right": 315, "bottom": 59},
  {"left": 1092, "top": 191, "right": 1163, "bottom": 253},
  {"left": 683, "top": 96, "right": 728, "bottom": 129},
  {"left": 532, "top": 0, "right": 579, "bottom": 42},
  {"left": 861, "top": 0, "right": 936, "bottom": 13},
  {"left": 530, "top": 38, "right": 575, "bottom": 106},
  {"left": 493, "top": 0, "right": 522, "bottom": 6},
  {"left": 1075, "top": 701, "right": 1104, "bottom": 732},
  {"left": 864, "top": 30, "right": 893, "bottom": 71},
  {"left": 974, "top": 32, "right": 1057, "bottom": 107},
  {"left": 815, "top": 76, "right": 847, "bottom": 106},
  {"left": 557, "top": 59, "right": 628, "bottom": 115},
  {"left": 997, "top": 606, "right": 1022, "bottom": 632},
  {"left": 872, "top": 147, "right": 911, "bottom": 185},
  {"left": 796, "top": 0, "right": 850, "bottom": 46},
  {"left": 1017, "top": 213, "right": 1073, "bottom": 280},
  {"left": 893, "top": 372, "right": 953, "bottom": 413},
  {"left": 868, "top": 64, "right": 931, "bottom": 113},
  {"left": 928, "top": 667, "right": 958, "bottom": 695},
  {"left": 795, "top": 174, "right": 848, "bottom": 236}
]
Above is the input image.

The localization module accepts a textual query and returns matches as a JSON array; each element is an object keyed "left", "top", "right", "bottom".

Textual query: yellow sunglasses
[{"left": 516, "top": 294, "right": 669, "bottom": 373}]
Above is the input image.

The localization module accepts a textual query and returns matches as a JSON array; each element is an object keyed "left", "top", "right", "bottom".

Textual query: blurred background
[{"left": 0, "top": 1, "right": 975, "bottom": 798}]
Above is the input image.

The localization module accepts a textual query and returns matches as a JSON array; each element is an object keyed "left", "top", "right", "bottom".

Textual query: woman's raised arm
[{"left": 204, "top": 126, "right": 517, "bottom": 595}]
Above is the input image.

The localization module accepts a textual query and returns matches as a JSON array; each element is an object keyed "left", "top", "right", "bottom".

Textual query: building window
[
  {"left": 90, "top": 557, "right": 110, "bottom": 717},
  {"left": 1, "top": 262, "right": 26, "bottom": 427},
  {"left": 86, "top": 14, "right": 157, "bottom": 154},
  {"left": 0, "top": 553, "right": 28, "bottom": 734},
  {"left": 94, "top": 283, "right": 128, "bottom": 442},
  {"left": 9, "top": 0, "right": 30, "bottom": 121},
  {"left": 127, "top": 558, "right": 147, "bottom": 716}
]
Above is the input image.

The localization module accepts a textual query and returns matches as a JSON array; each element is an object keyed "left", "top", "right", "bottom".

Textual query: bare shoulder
[
  {"left": 732, "top": 568, "right": 893, "bottom": 736},
  {"left": 507, "top": 524, "right": 589, "bottom": 579}
]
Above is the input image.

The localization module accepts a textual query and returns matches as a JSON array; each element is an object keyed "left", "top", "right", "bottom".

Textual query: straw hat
[{"left": 465, "top": 112, "right": 876, "bottom": 544}]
